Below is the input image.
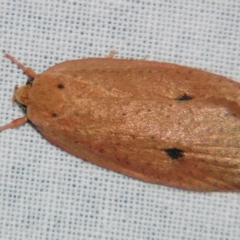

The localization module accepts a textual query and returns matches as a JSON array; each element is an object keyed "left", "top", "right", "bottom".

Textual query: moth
[{"left": 1, "top": 52, "right": 240, "bottom": 191}]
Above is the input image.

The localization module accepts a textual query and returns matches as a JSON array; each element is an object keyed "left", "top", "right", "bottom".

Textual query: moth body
[{"left": 2, "top": 54, "right": 240, "bottom": 191}]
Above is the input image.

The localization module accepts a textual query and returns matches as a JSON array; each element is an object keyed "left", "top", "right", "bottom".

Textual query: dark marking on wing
[
  {"left": 175, "top": 94, "right": 193, "bottom": 101},
  {"left": 57, "top": 83, "right": 65, "bottom": 89},
  {"left": 163, "top": 148, "right": 184, "bottom": 159}
]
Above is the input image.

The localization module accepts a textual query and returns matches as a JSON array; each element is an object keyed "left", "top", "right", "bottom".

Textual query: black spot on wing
[
  {"left": 163, "top": 148, "right": 184, "bottom": 159},
  {"left": 175, "top": 94, "right": 193, "bottom": 101},
  {"left": 58, "top": 83, "right": 65, "bottom": 89}
]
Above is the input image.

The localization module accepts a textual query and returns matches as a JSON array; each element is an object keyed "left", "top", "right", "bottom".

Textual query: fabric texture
[{"left": 0, "top": 1, "right": 240, "bottom": 239}]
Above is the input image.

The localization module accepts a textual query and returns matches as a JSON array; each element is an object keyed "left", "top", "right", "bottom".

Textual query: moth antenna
[
  {"left": 0, "top": 117, "right": 28, "bottom": 132},
  {"left": 5, "top": 54, "right": 37, "bottom": 79}
]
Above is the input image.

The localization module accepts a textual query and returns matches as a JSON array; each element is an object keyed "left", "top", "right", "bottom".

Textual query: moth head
[{"left": 13, "top": 85, "right": 31, "bottom": 106}]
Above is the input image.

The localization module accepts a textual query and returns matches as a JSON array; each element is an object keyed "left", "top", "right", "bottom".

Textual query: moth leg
[
  {"left": 142, "top": 54, "right": 148, "bottom": 60},
  {"left": 107, "top": 51, "right": 115, "bottom": 58},
  {"left": 0, "top": 117, "right": 28, "bottom": 132},
  {"left": 5, "top": 54, "right": 37, "bottom": 78}
]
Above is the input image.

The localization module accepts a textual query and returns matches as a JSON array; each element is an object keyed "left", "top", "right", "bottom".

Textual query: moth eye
[
  {"left": 175, "top": 94, "right": 193, "bottom": 101},
  {"left": 26, "top": 77, "right": 34, "bottom": 86},
  {"left": 52, "top": 113, "right": 58, "bottom": 117},
  {"left": 163, "top": 148, "right": 184, "bottom": 159},
  {"left": 17, "top": 102, "right": 27, "bottom": 113}
]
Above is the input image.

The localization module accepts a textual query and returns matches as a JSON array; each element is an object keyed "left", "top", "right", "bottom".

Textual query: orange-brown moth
[{"left": 1, "top": 52, "right": 240, "bottom": 191}]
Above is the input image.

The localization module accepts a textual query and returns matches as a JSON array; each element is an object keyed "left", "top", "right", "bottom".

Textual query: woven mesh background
[{"left": 0, "top": 1, "right": 240, "bottom": 239}]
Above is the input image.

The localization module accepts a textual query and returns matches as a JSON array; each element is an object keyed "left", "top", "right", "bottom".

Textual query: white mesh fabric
[{"left": 0, "top": 1, "right": 240, "bottom": 239}]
